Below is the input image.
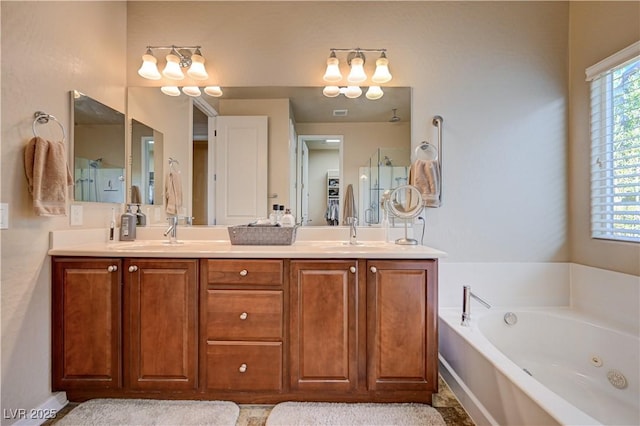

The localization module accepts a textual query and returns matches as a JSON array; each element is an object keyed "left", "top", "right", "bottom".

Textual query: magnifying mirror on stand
[{"left": 385, "top": 184, "right": 424, "bottom": 245}]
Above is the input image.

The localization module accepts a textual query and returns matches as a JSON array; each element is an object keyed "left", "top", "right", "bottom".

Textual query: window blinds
[{"left": 587, "top": 41, "right": 640, "bottom": 242}]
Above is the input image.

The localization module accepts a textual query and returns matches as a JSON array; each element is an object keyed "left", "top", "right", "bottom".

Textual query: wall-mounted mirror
[
  {"left": 130, "top": 119, "right": 164, "bottom": 205},
  {"left": 127, "top": 86, "right": 411, "bottom": 225},
  {"left": 71, "top": 90, "right": 126, "bottom": 203}
]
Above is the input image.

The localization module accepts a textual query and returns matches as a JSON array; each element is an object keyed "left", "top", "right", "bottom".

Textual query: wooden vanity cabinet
[
  {"left": 52, "top": 258, "right": 122, "bottom": 390},
  {"left": 124, "top": 259, "right": 198, "bottom": 391},
  {"left": 289, "top": 260, "right": 365, "bottom": 393},
  {"left": 202, "top": 259, "right": 285, "bottom": 394},
  {"left": 366, "top": 259, "right": 438, "bottom": 397}
]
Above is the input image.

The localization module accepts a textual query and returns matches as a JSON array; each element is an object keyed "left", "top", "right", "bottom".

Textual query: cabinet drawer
[
  {"left": 206, "top": 342, "right": 282, "bottom": 391},
  {"left": 206, "top": 260, "right": 283, "bottom": 285},
  {"left": 207, "top": 290, "right": 282, "bottom": 340}
]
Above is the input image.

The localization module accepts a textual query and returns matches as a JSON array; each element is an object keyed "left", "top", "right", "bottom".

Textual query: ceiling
[{"left": 208, "top": 86, "right": 411, "bottom": 124}]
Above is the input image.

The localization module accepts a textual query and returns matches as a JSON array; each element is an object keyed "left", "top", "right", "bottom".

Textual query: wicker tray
[{"left": 228, "top": 225, "right": 298, "bottom": 245}]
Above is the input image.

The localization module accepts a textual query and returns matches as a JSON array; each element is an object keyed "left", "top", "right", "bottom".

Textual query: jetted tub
[{"left": 439, "top": 308, "right": 639, "bottom": 425}]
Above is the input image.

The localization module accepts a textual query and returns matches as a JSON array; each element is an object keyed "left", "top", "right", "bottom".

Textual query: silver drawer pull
[
  {"left": 107, "top": 265, "right": 118, "bottom": 272},
  {"left": 370, "top": 266, "right": 377, "bottom": 273},
  {"left": 349, "top": 266, "right": 356, "bottom": 273},
  {"left": 128, "top": 265, "right": 138, "bottom": 272},
  {"left": 239, "top": 312, "right": 248, "bottom": 320},
  {"left": 239, "top": 363, "right": 247, "bottom": 373},
  {"left": 239, "top": 269, "right": 248, "bottom": 276}
]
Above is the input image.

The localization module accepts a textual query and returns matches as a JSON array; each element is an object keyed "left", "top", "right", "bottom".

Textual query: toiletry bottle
[
  {"left": 135, "top": 204, "right": 147, "bottom": 226},
  {"left": 277, "top": 205, "right": 285, "bottom": 224},
  {"left": 281, "top": 208, "right": 295, "bottom": 227},
  {"left": 269, "top": 204, "right": 278, "bottom": 225},
  {"left": 119, "top": 205, "right": 137, "bottom": 241},
  {"left": 109, "top": 207, "right": 116, "bottom": 241}
]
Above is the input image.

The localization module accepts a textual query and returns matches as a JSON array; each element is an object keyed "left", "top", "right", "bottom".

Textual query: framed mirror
[{"left": 71, "top": 90, "right": 126, "bottom": 203}]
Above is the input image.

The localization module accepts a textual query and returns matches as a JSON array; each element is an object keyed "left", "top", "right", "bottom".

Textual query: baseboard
[
  {"left": 11, "top": 392, "right": 68, "bottom": 426},
  {"left": 438, "top": 356, "right": 497, "bottom": 426}
]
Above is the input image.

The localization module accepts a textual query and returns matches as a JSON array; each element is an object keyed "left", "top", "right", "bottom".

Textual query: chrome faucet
[
  {"left": 164, "top": 216, "right": 179, "bottom": 243},
  {"left": 461, "top": 285, "right": 491, "bottom": 326},
  {"left": 348, "top": 217, "right": 358, "bottom": 245}
]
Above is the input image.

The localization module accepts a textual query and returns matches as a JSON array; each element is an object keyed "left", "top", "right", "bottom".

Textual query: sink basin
[{"left": 108, "top": 240, "right": 188, "bottom": 250}]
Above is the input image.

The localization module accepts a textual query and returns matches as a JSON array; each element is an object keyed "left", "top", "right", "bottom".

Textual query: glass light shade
[
  {"left": 160, "top": 86, "right": 181, "bottom": 96},
  {"left": 162, "top": 53, "right": 184, "bottom": 80},
  {"left": 323, "top": 57, "right": 342, "bottom": 82},
  {"left": 322, "top": 86, "right": 340, "bottom": 97},
  {"left": 187, "top": 54, "right": 208, "bottom": 80},
  {"left": 182, "top": 86, "right": 202, "bottom": 97},
  {"left": 347, "top": 57, "right": 367, "bottom": 83},
  {"left": 344, "top": 86, "right": 362, "bottom": 99},
  {"left": 372, "top": 56, "right": 392, "bottom": 83},
  {"left": 138, "top": 53, "right": 161, "bottom": 80},
  {"left": 365, "top": 86, "right": 384, "bottom": 100},
  {"left": 204, "top": 86, "right": 223, "bottom": 97}
]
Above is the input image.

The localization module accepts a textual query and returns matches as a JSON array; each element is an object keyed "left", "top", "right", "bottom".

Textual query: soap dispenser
[
  {"left": 119, "top": 205, "right": 137, "bottom": 241},
  {"left": 135, "top": 204, "right": 147, "bottom": 226}
]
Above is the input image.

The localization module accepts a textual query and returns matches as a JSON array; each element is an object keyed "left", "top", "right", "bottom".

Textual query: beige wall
[
  {"left": 568, "top": 1, "right": 640, "bottom": 275},
  {"left": 1, "top": 2, "right": 127, "bottom": 423}
]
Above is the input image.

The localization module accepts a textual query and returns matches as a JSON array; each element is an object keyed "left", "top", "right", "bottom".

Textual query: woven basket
[{"left": 228, "top": 225, "right": 298, "bottom": 245}]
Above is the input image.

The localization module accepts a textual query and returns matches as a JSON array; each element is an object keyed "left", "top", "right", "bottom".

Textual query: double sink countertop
[{"left": 49, "top": 226, "right": 447, "bottom": 259}]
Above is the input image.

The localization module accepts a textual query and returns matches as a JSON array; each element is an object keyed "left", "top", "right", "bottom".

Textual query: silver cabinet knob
[
  {"left": 239, "top": 363, "right": 247, "bottom": 373},
  {"left": 239, "top": 269, "right": 248, "bottom": 276},
  {"left": 107, "top": 265, "right": 118, "bottom": 272},
  {"left": 239, "top": 312, "right": 248, "bottom": 320},
  {"left": 349, "top": 266, "right": 356, "bottom": 273},
  {"left": 128, "top": 265, "right": 138, "bottom": 272},
  {"left": 370, "top": 266, "right": 377, "bottom": 273}
]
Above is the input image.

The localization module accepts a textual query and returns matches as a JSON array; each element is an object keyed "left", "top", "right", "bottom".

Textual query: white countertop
[{"left": 48, "top": 227, "right": 447, "bottom": 259}]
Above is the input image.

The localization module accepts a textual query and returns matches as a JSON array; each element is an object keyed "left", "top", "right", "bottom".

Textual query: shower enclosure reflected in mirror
[
  {"left": 71, "top": 90, "right": 126, "bottom": 203},
  {"left": 130, "top": 119, "right": 164, "bottom": 205}
]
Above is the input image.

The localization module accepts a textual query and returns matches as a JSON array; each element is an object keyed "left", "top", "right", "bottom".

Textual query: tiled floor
[{"left": 46, "top": 375, "right": 474, "bottom": 425}]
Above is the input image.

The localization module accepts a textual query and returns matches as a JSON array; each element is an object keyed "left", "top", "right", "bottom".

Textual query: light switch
[
  {"left": 0, "top": 203, "right": 8, "bottom": 229},
  {"left": 70, "top": 204, "right": 83, "bottom": 226}
]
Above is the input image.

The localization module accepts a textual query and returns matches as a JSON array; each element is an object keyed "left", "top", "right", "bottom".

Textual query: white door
[{"left": 215, "top": 116, "right": 268, "bottom": 225}]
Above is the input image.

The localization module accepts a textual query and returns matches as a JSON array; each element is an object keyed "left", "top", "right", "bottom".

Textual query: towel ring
[
  {"left": 415, "top": 141, "right": 438, "bottom": 161},
  {"left": 32, "top": 111, "right": 66, "bottom": 143}
]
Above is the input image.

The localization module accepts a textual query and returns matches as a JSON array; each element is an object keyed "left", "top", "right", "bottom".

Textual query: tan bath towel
[
  {"left": 410, "top": 159, "right": 441, "bottom": 208},
  {"left": 165, "top": 170, "right": 183, "bottom": 215},
  {"left": 24, "top": 136, "right": 73, "bottom": 216},
  {"left": 342, "top": 184, "right": 357, "bottom": 225},
  {"left": 131, "top": 185, "right": 142, "bottom": 204}
]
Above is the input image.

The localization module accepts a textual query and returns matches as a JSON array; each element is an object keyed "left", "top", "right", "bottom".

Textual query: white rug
[
  {"left": 265, "top": 402, "right": 446, "bottom": 426},
  {"left": 55, "top": 399, "right": 240, "bottom": 426}
]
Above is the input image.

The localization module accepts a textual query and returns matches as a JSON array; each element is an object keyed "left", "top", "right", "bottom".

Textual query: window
[{"left": 587, "top": 42, "right": 640, "bottom": 243}]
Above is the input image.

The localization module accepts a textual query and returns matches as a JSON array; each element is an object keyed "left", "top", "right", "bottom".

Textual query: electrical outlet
[
  {"left": 70, "top": 204, "right": 83, "bottom": 226},
  {"left": 0, "top": 203, "right": 8, "bottom": 229}
]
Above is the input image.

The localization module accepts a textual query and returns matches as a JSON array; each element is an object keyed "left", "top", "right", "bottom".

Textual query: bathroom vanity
[{"left": 49, "top": 232, "right": 444, "bottom": 404}]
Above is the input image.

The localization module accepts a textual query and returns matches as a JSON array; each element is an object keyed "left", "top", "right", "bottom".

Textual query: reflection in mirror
[
  {"left": 130, "top": 119, "right": 164, "bottom": 205},
  {"left": 71, "top": 91, "right": 125, "bottom": 203}
]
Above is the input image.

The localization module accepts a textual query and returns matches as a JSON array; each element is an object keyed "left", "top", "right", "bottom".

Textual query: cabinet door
[
  {"left": 124, "top": 259, "right": 198, "bottom": 390},
  {"left": 52, "top": 258, "right": 122, "bottom": 390},
  {"left": 289, "top": 260, "right": 359, "bottom": 392},
  {"left": 367, "top": 260, "right": 438, "bottom": 392}
]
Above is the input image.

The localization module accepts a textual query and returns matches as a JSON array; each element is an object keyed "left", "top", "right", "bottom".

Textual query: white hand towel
[
  {"left": 165, "top": 170, "right": 183, "bottom": 215},
  {"left": 24, "top": 136, "right": 73, "bottom": 216}
]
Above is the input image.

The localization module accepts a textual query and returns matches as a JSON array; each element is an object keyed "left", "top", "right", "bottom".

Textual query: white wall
[
  {"left": 127, "top": 1, "right": 570, "bottom": 263},
  {"left": 1, "top": 2, "right": 127, "bottom": 424},
  {"left": 308, "top": 149, "right": 339, "bottom": 225},
  {"left": 568, "top": 1, "right": 640, "bottom": 275}
]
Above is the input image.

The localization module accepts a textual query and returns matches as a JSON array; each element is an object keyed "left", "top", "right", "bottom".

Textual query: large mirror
[
  {"left": 127, "top": 86, "right": 411, "bottom": 226},
  {"left": 71, "top": 90, "right": 126, "bottom": 203}
]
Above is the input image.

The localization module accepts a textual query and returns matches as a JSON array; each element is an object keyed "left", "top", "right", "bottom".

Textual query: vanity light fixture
[
  {"left": 138, "top": 45, "right": 223, "bottom": 98},
  {"left": 322, "top": 48, "right": 392, "bottom": 99}
]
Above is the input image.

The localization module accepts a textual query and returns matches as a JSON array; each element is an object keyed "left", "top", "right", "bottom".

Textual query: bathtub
[{"left": 439, "top": 307, "right": 639, "bottom": 425}]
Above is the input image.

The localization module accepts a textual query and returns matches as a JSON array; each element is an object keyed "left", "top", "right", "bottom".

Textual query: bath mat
[
  {"left": 265, "top": 402, "right": 446, "bottom": 426},
  {"left": 55, "top": 398, "right": 239, "bottom": 426}
]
